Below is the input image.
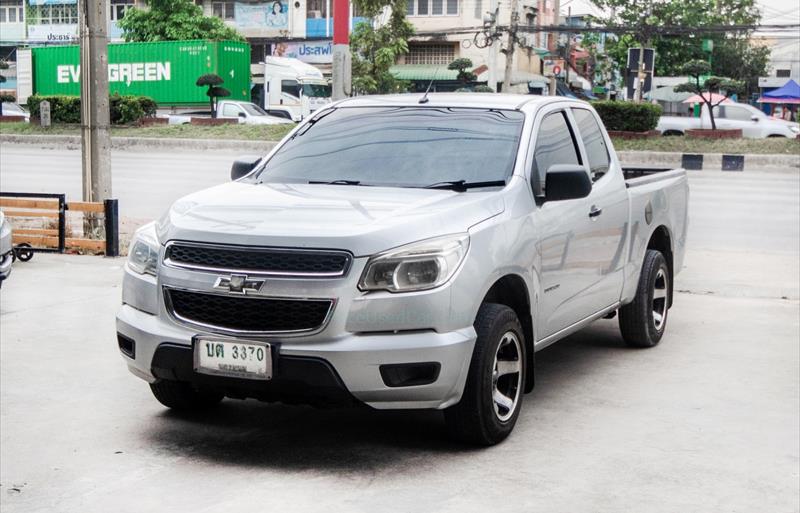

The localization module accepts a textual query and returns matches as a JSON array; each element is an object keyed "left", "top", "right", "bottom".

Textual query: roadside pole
[
  {"left": 79, "top": 0, "right": 112, "bottom": 202},
  {"left": 503, "top": 0, "right": 519, "bottom": 92},
  {"left": 331, "top": 0, "right": 351, "bottom": 101},
  {"left": 486, "top": 0, "right": 497, "bottom": 91}
]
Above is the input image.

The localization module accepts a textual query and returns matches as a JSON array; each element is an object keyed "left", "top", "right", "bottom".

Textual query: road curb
[
  {"left": 617, "top": 150, "right": 800, "bottom": 171},
  {"left": 0, "top": 134, "right": 278, "bottom": 153},
  {"left": 3, "top": 134, "right": 798, "bottom": 169}
]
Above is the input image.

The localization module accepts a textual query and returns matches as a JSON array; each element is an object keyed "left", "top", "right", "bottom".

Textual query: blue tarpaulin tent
[{"left": 758, "top": 79, "right": 800, "bottom": 104}]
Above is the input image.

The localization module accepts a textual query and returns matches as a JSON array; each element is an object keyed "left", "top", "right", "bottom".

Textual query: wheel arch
[
  {"left": 646, "top": 225, "right": 674, "bottom": 307},
  {"left": 480, "top": 273, "right": 536, "bottom": 393}
]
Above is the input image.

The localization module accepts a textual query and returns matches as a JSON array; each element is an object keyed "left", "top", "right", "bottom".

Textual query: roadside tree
[
  {"left": 448, "top": 58, "right": 477, "bottom": 86},
  {"left": 350, "top": 0, "right": 414, "bottom": 94},
  {"left": 118, "top": 0, "right": 245, "bottom": 42},
  {"left": 196, "top": 74, "right": 231, "bottom": 118},
  {"left": 674, "top": 59, "right": 744, "bottom": 130}
]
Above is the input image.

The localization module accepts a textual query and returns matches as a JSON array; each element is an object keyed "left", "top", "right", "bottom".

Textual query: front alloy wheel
[{"left": 445, "top": 303, "right": 526, "bottom": 445}]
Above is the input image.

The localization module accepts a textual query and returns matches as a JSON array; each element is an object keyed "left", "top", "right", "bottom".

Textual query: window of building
[
  {"left": 405, "top": 44, "right": 456, "bottom": 65},
  {"left": 407, "top": 0, "right": 458, "bottom": 16},
  {"left": 776, "top": 69, "right": 791, "bottom": 78},
  {"left": 110, "top": 0, "right": 135, "bottom": 21},
  {"left": 212, "top": 1, "right": 234, "bottom": 20},
  {"left": 306, "top": 0, "right": 326, "bottom": 18},
  {"left": 28, "top": 4, "right": 79, "bottom": 25},
  {"left": 571, "top": 108, "right": 609, "bottom": 180},
  {"left": 0, "top": 0, "right": 23, "bottom": 23},
  {"left": 531, "top": 111, "right": 581, "bottom": 196}
]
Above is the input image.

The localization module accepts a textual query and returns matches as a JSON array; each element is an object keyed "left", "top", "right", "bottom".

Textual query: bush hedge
[
  {"left": 26, "top": 94, "right": 157, "bottom": 125},
  {"left": 590, "top": 101, "right": 662, "bottom": 132}
]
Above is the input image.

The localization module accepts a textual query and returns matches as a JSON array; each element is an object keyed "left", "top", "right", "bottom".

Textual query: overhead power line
[{"left": 413, "top": 23, "right": 800, "bottom": 38}]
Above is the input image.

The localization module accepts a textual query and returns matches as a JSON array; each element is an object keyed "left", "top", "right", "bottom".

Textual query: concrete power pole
[
  {"left": 79, "top": 0, "right": 112, "bottom": 202},
  {"left": 503, "top": 0, "right": 519, "bottom": 91},
  {"left": 486, "top": 0, "right": 498, "bottom": 92},
  {"left": 331, "top": 0, "right": 351, "bottom": 100}
]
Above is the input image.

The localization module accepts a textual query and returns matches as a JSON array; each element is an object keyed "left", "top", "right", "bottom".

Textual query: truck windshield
[
  {"left": 302, "top": 83, "right": 331, "bottom": 98},
  {"left": 255, "top": 107, "right": 524, "bottom": 188}
]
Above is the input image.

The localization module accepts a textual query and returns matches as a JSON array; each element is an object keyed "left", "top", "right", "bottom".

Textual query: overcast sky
[{"left": 566, "top": 0, "right": 800, "bottom": 25}]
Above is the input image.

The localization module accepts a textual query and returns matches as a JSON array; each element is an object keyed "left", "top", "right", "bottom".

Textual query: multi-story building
[{"left": 394, "top": 0, "right": 551, "bottom": 92}]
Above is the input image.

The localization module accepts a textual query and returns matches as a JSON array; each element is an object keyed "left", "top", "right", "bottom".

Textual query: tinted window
[
  {"left": 255, "top": 107, "right": 525, "bottom": 188},
  {"left": 531, "top": 111, "right": 581, "bottom": 196},
  {"left": 572, "top": 108, "right": 610, "bottom": 180},
  {"left": 281, "top": 80, "right": 300, "bottom": 98}
]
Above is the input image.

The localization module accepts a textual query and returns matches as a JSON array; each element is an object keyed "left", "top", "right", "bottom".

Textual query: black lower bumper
[{"left": 150, "top": 343, "right": 359, "bottom": 407}]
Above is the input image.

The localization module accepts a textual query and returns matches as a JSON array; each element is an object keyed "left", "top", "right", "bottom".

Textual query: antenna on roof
[{"left": 419, "top": 69, "right": 438, "bottom": 104}]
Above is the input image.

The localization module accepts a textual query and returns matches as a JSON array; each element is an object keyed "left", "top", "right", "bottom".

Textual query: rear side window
[
  {"left": 572, "top": 108, "right": 610, "bottom": 181},
  {"left": 531, "top": 111, "right": 581, "bottom": 196}
]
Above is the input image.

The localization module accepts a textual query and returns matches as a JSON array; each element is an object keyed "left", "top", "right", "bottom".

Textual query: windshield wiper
[
  {"left": 422, "top": 180, "right": 507, "bottom": 192},
  {"left": 308, "top": 179, "right": 365, "bottom": 186}
]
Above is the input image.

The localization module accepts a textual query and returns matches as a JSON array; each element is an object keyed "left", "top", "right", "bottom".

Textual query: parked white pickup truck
[
  {"left": 657, "top": 102, "right": 799, "bottom": 138},
  {"left": 167, "top": 100, "right": 294, "bottom": 125},
  {"left": 118, "top": 94, "right": 689, "bottom": 445}
]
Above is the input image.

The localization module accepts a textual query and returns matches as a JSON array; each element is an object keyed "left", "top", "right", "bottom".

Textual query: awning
[
  {"left": 389, "top": 65, "right": 458, "bottom": 81},
  {"left": 758, "top": 79, "right": 800, "bottom": 103},
  {"left": 29, "top": 0, "right": 77, "bottom": 4}
]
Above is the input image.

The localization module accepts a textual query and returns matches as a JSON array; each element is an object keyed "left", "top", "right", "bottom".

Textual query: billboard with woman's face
[{"left": 235, "top": 1, "right": 288, "bottom": 29}]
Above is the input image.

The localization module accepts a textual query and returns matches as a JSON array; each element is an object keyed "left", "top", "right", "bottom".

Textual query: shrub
[
  {"left": 590, "top": 101, "right": 662, "bottom": 132},
  {"left": 26, "top": 94, "right": 158, "bottom": 124}
]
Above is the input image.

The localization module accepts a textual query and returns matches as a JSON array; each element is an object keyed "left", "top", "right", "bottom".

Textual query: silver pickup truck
[{"left": 117, "top": 94, "right": 689, "bottom": 445}]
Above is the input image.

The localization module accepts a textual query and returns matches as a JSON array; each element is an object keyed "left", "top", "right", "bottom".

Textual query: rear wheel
[
  {"left": 619, "top": 249, "right": 670, "bottom": 348},
  {"left": 445, "top": 303, "right": 526, "bottom": 445},
  {"left": 149, "top": 380, "right": 224, "bottom": 410}
]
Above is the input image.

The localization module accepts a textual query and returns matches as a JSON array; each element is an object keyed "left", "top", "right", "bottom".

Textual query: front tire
[
  {"left": 619, "top": 249, "right": 670, "bottom": 348},
  {"left": 149, "top": 380, "right": 224, "bottom": 410},
  {"left": 445, "top": 303, "right": 526, "bottom": 445}
]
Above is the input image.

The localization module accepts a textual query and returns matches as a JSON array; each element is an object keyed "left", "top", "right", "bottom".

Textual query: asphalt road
[{"left": 0, "top": 147, "right": 798, "bottom": 512}]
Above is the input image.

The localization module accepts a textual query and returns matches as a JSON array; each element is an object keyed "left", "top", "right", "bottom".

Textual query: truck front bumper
[{"left": 116, "top": 304, "right": 476, "bottom": 410}]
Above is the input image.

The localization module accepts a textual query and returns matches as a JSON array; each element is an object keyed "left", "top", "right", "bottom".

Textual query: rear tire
[
  {"left": 445, "top": 303, "right": 526, "bottom": 446},
  {"left": 619, "top": 249, "right": 670, "bottom": 348},
  {"left": 149, "top": 380, "right": 224, "bottom": 410}
]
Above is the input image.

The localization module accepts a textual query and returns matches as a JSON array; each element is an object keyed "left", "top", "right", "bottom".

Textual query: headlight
[
  {"left": 127, "top": 223, "right": 160, "bottom": 276},
  {"left": 358, "top": 234, "right": 469, "bottom": 293},
  {"left": 790, "top": 125, "right": 799, "bottom": 133}
]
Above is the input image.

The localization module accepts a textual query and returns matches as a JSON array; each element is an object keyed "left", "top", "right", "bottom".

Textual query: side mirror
[
  {"left": 544, "top": 164, "right": 592, "bottom": 202},
  {"left": 238, "top": 111, "right": 247, "bottom": 118},
  {"left": 231, "top": 155, "right": 262, "bottom": 181},
  {"left": 750, "top": 115, "right": 760, "bottom": 122}
]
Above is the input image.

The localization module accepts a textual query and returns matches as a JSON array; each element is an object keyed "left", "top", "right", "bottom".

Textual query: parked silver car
[
  {"left": 0, "top": 212, "right": 13, "bottom": 286},
  {"left": 117, "top": 94, "right": 689, "bottom": 445}
]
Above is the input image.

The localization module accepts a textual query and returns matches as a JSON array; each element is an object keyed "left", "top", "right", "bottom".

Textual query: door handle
[{"left": 589, "top": 205, "right": 603, "bottom": 218}]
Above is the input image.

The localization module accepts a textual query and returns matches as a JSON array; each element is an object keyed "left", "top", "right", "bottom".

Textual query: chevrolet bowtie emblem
[{"left": 213, "top": 274, "right": 265, "bottom": 295}]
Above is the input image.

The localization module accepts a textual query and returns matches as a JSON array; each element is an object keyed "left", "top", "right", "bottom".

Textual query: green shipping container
[{"left": 32, "top": 40, "right": 250, "bottom": 106}]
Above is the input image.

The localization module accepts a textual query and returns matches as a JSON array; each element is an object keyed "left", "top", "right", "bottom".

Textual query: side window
[
  {"left": 721, "top": 106, "right": 752, "bottom": 121},
  {"left": 531, "top": 111, "right": 581, "bottom": 196},
  {"left": 281, "top": 79, "right": 300, "bottom": 98},
  {"left": 222, "top": 104, "right": 240, "bottom": 117},
  {"left": 572, "top": 108, "right": 610, "bottom": 181}
]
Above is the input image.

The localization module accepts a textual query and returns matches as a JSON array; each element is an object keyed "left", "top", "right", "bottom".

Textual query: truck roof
[
  {"left": 263, "top": 56, "right": 324, "bottom": 79},
  {"left": 337, "top": 93, "right": 578, "bottom": 111}
]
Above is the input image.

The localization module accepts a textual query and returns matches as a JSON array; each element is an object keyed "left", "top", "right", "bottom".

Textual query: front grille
[
  {"left": 164, "top": 243, "right": 351, "bottom": 277},
  {"left": 166, "top": 289, "right": 333, "bottom": 334}
]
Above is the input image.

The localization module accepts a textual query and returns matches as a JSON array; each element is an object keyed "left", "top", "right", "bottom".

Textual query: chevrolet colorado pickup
[{"left": 117, "top": 94, "right": 689, "bottom": 445}]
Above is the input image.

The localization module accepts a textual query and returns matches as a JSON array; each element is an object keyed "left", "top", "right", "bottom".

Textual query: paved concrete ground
[{"left": 0, "top": 156, "right": 798, "bottom": 511}]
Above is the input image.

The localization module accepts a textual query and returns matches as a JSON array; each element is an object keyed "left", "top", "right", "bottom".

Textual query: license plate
[{"left": 194, "top": 338, "right": 272, "bottom": 380}]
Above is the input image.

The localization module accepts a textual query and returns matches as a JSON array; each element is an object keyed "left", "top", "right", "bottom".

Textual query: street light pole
[{"left": 79, "top": 0, "right": 112, "bottom": 203}]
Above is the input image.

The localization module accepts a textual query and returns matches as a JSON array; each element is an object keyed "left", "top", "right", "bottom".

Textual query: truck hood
[{"left": 157, "top": 182, "right": 505, "bottom": 256}]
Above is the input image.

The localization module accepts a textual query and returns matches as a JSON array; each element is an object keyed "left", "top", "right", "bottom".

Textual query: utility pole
[
  {"left": 331, "top": 0, "right": 351, "bottom": 100},
  {"left": 503, "top": 0, "right": 519, "bottom": 91},
  {"left": 486, "top": 0, "right": 498, "bottom": 91},
  {"left": 564, "top": 5, "right": 571, "bottom": 85},
  {"left": 79, "top": 0, "right": 111, "bottom": 202}
]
